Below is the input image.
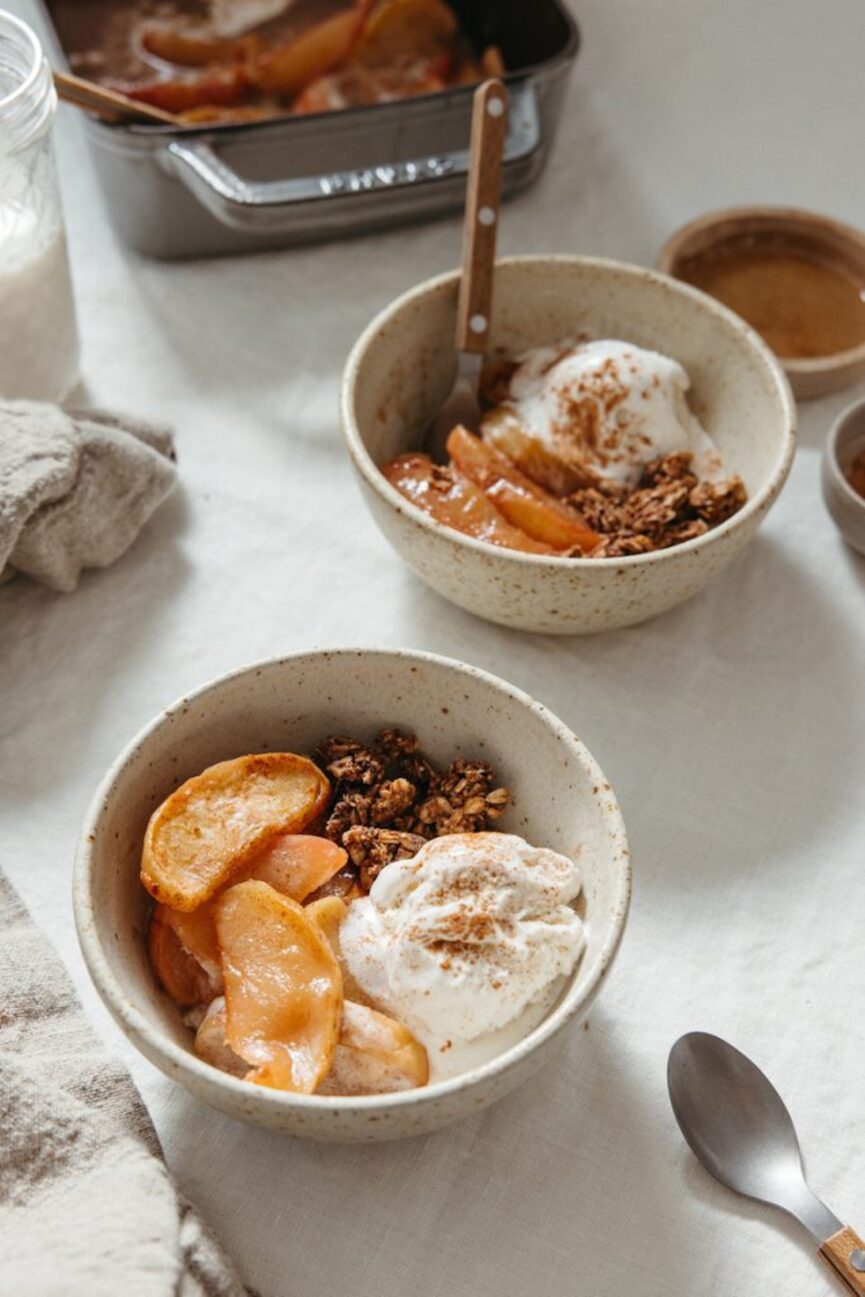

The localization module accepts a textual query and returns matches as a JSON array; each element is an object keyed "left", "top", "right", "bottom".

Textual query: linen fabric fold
[
  {"left": 0, "top": 400, "right": 177, "bottom": 592},
  {"left": 0, "top": 870, "right": 249, "bottom": 1297}
]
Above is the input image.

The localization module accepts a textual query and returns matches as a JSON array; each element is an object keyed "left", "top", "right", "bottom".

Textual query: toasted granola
[
  {"left": 342, "top": 826, "right": 427, "bottom": 891},
  {"left": 590, "top": 533, "right": 655, "bottom": 557},
  {"left": 565, "top": 452, "right": 746, "bottom": 555},
  {"left": 689, "top": 477, "right": 748, "bottom": 525},
  {"left": 316, "top": 728, "right": 511, "bottom": 893}
]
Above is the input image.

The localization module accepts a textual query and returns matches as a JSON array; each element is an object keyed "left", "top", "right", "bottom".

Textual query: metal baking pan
[{"left": 43, "top": 0, "right": 579, "bottom": 259}]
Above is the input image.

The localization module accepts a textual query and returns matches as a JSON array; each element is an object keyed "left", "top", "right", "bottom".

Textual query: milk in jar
[{"left": 0, "top": 11, "right": 79, "bottom": 401}]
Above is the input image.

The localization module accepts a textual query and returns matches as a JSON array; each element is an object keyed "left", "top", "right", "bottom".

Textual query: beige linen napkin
[
  {"left": 0, "top": 870, "right": 248, "bottom": 1297},
  {"left": 0, "top": 401, "right": 177, "bottom": 592}
]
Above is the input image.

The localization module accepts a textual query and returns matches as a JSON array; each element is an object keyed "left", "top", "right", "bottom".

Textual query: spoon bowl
[
  {"left": 668, "top": 1032, "right": 840, "bottom": 1240},
  {"left": 668, "top": 1032, "right": 865, "bottom": 1293}
]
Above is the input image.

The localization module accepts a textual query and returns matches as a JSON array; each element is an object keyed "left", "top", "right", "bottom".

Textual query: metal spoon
[
  {"left": 427, "top": 78, "right": 508, "bottom": 461},
  {"left": 668, "top": 1032, "right": 865, "bottom": 1293}
]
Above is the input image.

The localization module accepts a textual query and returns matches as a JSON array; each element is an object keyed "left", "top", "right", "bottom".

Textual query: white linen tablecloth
[{"left": 2, "top": 1, "right": 864, "bottom": 1294}]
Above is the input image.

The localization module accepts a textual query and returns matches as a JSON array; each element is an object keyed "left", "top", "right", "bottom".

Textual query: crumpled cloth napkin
[
  {"left": 0, "top": 871, "right": 248, "bottom": 1297},
  {"left": 0, "top": 401, "right": 177, "bottom": 592}
]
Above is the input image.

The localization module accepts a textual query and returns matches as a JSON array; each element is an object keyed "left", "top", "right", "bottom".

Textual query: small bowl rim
[
  {"left": 340, "top": 253, "right": 796, "bottom": 570},
  {"left": 73, "top": 647, "right": 631, "bottom": 1116},
  {"left": 825, "top": 395, "right": 865, "bottom": 513},
  {"left": 658, "top": 204, "right": 865, "bottom": 376}
]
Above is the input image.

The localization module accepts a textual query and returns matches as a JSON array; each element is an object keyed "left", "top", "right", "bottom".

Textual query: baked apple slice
[
  {"left": 351, "top": 0, "right": 456, "bottom": 67},
  {"left": 123, "top": 64, "right": 250, "bottom": 113},
  {"left": 383, "top": 453, "right": 557, "bottom": 554},
  {"left": 157, "top": 901, "right": 223, "bottom": 990},
  {"left": 317, "top": 1001, "right": 429, "bottom": 1095},
  {"left": 252, "top": 1, "right": 370, "bottom": 96},
  {"left": 148, "top": 906, "right": 219, "bottom": 1007},
  {"left": 305, "top": 896, "right": 370, "bottom": 1004},
  {"left": 161, "top": 833, "right": 347, "bottom": 988},
  {"left": 251, "top": 833, "right": 347, "bottom": 901},
  {"left": 216, "top": 881, "right": 342, "bottom": 1092},
  {"left": 447, "top": 426, "right": 601, "bottom": 553},
  {"left": 482, "top": 410, "right": 600, "bottom": 496},
  {"left": 141, "top": 753, "right": 331, "bottom": 911},
  {"left": 139, "top": 27, "right": 261, "bottom": 66}
]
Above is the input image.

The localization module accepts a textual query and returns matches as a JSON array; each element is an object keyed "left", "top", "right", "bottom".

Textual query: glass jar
[{"left": 0, "top": 10, "right": 79, "bottom": 401}]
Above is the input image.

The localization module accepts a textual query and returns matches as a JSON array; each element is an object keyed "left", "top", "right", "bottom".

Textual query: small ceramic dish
[
  {"left": 659, "top": 207, "right": 865, "bottom": 399},
  {"left": 340, "top": 255, "right": 795, "bottom": 634},
  {"left": 74, "top": 648, "right": 630, "bottom": 1143},
  {"left": 822, "top": 396, "right": 865, "bottom": 556}
]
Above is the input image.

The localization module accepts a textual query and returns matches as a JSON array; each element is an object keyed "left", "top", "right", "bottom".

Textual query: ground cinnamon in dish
[{"left": 679, "top": 241, "right": 865, "bottom": 359}]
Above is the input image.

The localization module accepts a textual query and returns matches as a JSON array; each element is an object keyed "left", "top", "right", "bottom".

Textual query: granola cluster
[
  {"left": 568, "top": 452, "right": 747, "bottom": 557},
  {"left": 316, "top": 730, "right": 510, "bottom": 892}
]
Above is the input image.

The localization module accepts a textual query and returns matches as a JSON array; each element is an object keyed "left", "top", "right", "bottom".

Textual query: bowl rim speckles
[
  {"left": 822, "top": 395, "right": 865, "bottom": 555},
  {"left": 73, "top": 648, "right": 631, "bottom": 1133},
  {"left": 340, "top": 253, "right": 797, "bottom": 572}
]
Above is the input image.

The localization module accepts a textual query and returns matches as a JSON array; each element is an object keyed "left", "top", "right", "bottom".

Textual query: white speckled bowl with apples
[
  {"left": 74, "top": 648, "right": 631, "bottom": 1143},
  {"left": 341, "top": 255, "right": 796, "bottom": 634}
]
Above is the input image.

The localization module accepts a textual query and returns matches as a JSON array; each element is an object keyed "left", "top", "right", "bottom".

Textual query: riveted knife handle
[
  {"left": 455, "top": 78, "right": 508, "bottom": 356},
  {"left": 821, "top": 1227, "right": 865, "bottom": 1295}
]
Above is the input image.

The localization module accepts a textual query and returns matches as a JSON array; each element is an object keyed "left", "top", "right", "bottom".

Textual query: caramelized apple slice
[
  {"left": 216, "top": 881, "right": 342, "bottom": 1092},
  {"left": 447, "top": 426, "right": 601, "bottom": 553},
  {"left": 383, "top": 453, "right": 557, "bottom": 554},
  {"left": 304, "top": 895, "right": 348, "bottom": 947},
  {"left": 482, "top": 410, "right": 600, "bottom": 496},
  {"left": 252, "top": 1, "right": 370, "bottom": 96},
  {"left": 351, "top": 0, "right": 457, "bottom": 68},
  {"left": 305, "top": 896, "right": 370, "bottom": 1004},
  {"left": 123, "top": 65, "right": 250, "bottom": 113},
  {"left": 140, "top": 26, "right": 261, "bottom": 66},
  {"left": 317, "top": 1001, "right": 429, "bottom": 1095},
  {"left": 163, "top": 834, "right": 347, "bottom": 994},
  {"left": 193, "top": 997, "right": 247, "bottom": 1077},
  {"left": 160, "top": 902, "right": 223, "bottom": 988},
  {"left": 141, "top": 753, "right": 331, "bottom": 912},
  {"left": 252, "top": 834, "right": 347, "bottom": 900},
  {"left": 148, "top": 907, "right": 218, "bottom": 1007}
]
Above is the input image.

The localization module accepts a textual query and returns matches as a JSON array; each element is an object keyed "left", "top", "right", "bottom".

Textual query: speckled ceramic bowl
[
  {"left": 341, "top": 256, "right": 796, "bottom": 633},
  {"left": 74, "top": 649, "right": 630, "bottom": 1143},
  {"left": 822, "top": 396, "right": 865, "bottom": 555}
]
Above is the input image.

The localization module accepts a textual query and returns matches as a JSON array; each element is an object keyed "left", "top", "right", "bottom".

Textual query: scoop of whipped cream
[
  {"left": 340, "top": 833, "right": 585, "bottom": 1070},
  {"left": 494, "top": 338, "right": 720, "bottom": 487}
]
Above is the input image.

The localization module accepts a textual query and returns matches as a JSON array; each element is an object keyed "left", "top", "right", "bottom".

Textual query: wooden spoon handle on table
[
  {"left": 54, "top": 71, "right": 179, "bottom": 126},
  {"left": 454, "top": 77, "right": 509, "bottom": 356},
  {"left": 821, "top": 1227, "right": 865, "bottom": 1296}
]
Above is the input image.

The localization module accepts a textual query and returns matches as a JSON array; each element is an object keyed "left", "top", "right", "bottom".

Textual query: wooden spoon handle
[
  {"left": 455, "top": 77, "right": 508, "bottom": 355},
  {"left": 54, "top": 70, "right": 178, "bottom": 126},
  {"left": 821, "top": 1227, "right": 865, "bottom": 1295}
]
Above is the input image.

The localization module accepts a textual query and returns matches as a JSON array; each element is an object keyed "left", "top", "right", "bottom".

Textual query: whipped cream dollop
[
  {"left": 494, "top": 338, "right": 720, "bottom": 487},
  {"left": 340, "top": 833, "right": 585, "bottom": 1076}
]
